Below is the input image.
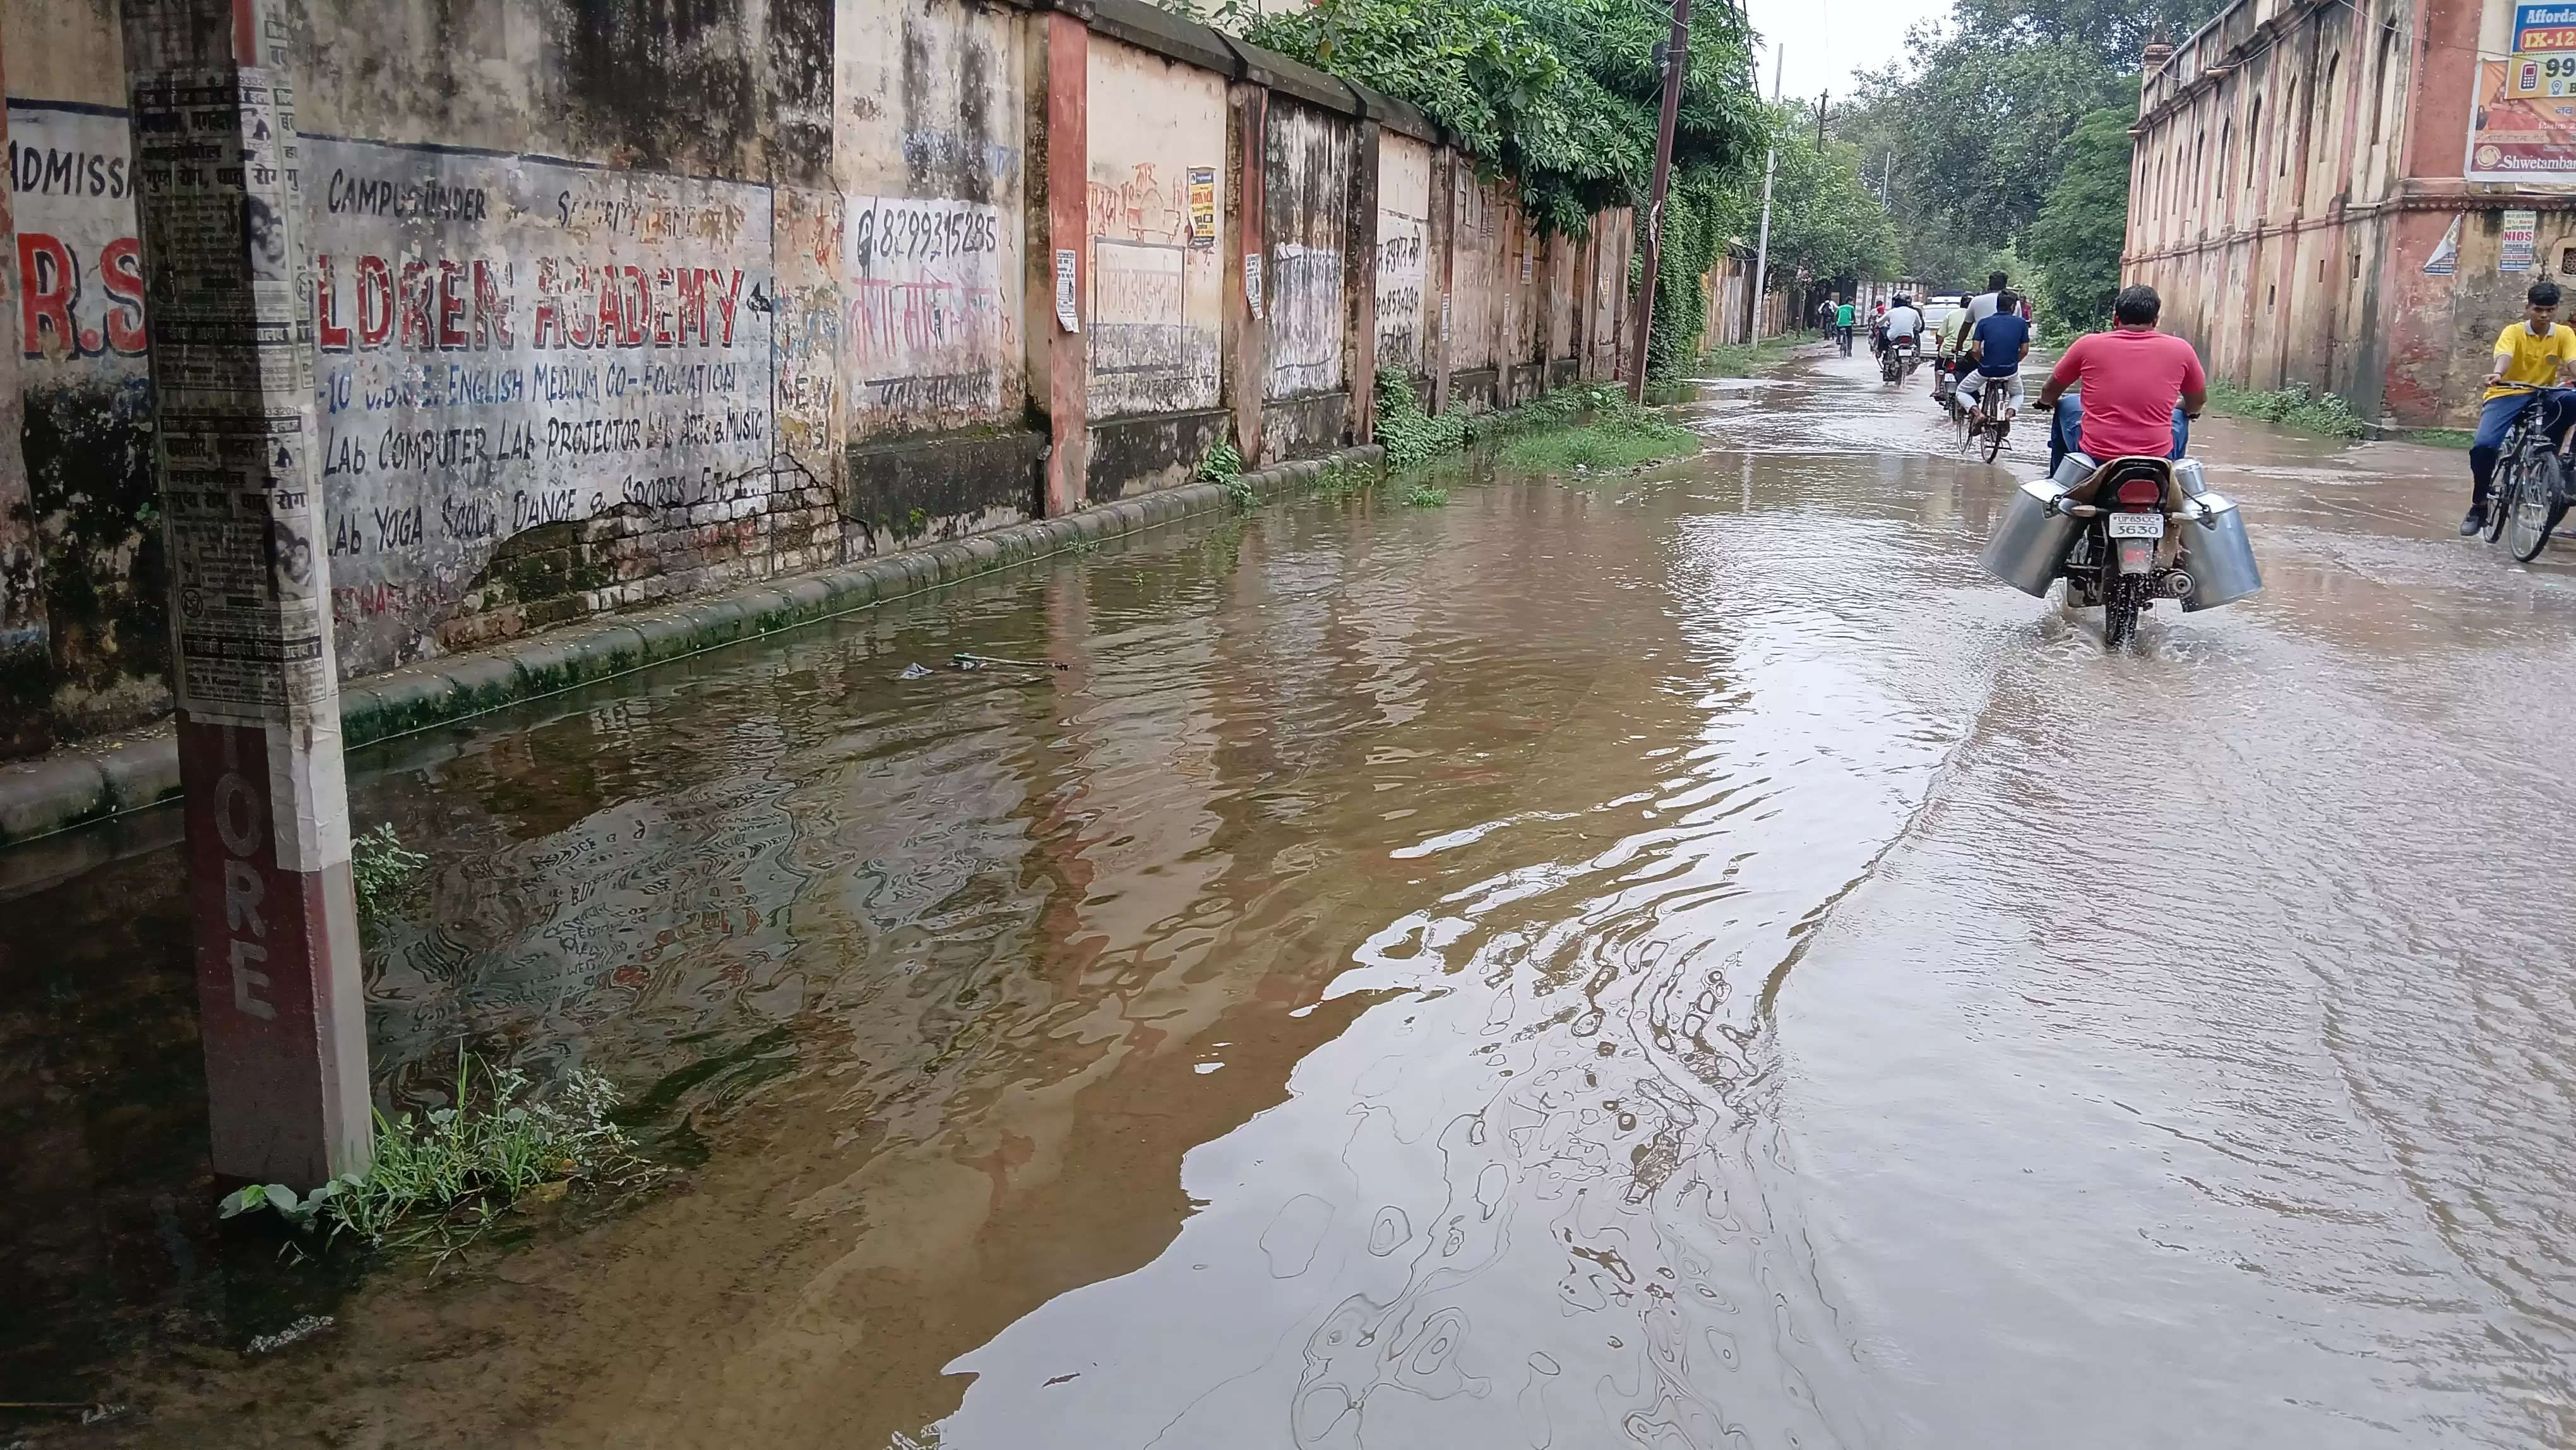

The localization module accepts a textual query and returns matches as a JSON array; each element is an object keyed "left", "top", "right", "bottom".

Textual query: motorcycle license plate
[{"left": 2106, "top": 512, "right": 2166, "bottom": 539}]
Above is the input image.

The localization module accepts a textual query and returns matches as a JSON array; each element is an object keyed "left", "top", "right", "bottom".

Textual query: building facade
[{"left": 2123, "top": 0, "right": 2576, "bottom": 427}]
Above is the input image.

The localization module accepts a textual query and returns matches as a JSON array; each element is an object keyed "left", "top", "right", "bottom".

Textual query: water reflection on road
[{"left": 8, "top": 345, "right": 2576, "bottom": 1448}]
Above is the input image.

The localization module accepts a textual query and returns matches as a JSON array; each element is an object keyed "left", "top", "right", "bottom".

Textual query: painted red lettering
[
  {"left": 356, "top": 255, "right": 394, "bottom": 347},
  {"left": 315, "top": 253, "right": 352, "bottom": 351},
  {"left": 398, "top": 259, "right": 433, "bottom": 350},
  {"left": 17, "top": 233, "right": 76, "bottom": 359},
  {"left": 474, "top": 259, "right": 512, "bottom": 349},
  {"left": 436, "top": 260, "right": 468, "bottom": 349},
  {"left": 712, "top": 268, "right": 744, "bottom": 346},
  {"left": 678, "top": 267, "right": 707, "bottom": 344},
  {"left": 619, "top": 266, "right": 650, "bottom": 347},
  {"left": 100, "top": 238, "right": 148, "bottom": 355}
]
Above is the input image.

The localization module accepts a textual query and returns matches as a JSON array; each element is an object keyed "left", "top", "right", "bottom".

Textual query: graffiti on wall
[
  {"left": 1376, "top": 216, "right": 1426, "bottom": 376},
  {"left": 842, "top": 193, "right": 1015, "bottom": 426},
  {"left": 302, "top": 138, "right": 777, "bottom": 672},
  {"left": 1267, "top": 241, "right": 1343, "bottom": 396},
  {"left": 1087, "top": 161, "right": 1220, "bottom": 417},
  {"left": 8, "top": 102, "right": 165, "bottom": 723}
]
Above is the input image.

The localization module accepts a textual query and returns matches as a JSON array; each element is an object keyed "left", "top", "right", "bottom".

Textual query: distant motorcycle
[
  {"left": 1981, "top": 455, "right": 2263, "bottom": 650},
  {"left": 1880, "top": 335, "right": 1917, "bottom": 384}
]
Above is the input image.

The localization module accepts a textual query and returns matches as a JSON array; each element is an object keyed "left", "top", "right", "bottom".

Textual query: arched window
[
  {"left": 2218, "top": 117, "right": 2233, "bottom": 202},
  {"left": 2369, "top": 25, "right": 2398, "bottom": 144},
  {"left": 2246, "top": 95, "right": 2264, "bottom": 186},
  {"left": 2280, "top": 81, "right": 2298, "bottom": 175}
]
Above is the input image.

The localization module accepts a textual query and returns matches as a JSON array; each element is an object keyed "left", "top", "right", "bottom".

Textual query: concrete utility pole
[
  {"left": 1747, "top": 47, "right": 1782, "bottom": 345},
  {"left": 1625, "top": 0, "right": 1693, "bottom": 402},
  {"left": 120, "top": 0, "right": 370, "bottom": 1185}
]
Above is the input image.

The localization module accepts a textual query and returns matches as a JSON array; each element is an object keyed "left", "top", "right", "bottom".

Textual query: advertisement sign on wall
[{"left": 2472, "top": 14, "right": 2576, "bottom": 177}]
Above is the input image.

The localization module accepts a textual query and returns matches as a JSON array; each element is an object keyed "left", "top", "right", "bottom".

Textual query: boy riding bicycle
[{"left": 2466, "top": 280, "right": 2576, "bottom": 536}]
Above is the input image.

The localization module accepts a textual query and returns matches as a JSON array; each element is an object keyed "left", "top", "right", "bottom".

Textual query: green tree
[
  {"left": 2024, "top": 106, "right": 2134, "bottom": 330},
  {"left": 1834, "top": 0, "right": 2220, "bottom": 291}
]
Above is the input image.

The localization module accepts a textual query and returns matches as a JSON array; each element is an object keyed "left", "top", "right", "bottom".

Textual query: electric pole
[
  {"left": 1748, "top": 47, "right": 1782, "bottom": 345},
  {"left": 1625, "top": 0, "right": 1693, "bottom": 402}
]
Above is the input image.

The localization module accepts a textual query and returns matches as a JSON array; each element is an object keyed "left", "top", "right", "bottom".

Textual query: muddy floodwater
[{"left": 9, "top": 348, "right": 2576, "bottom": 1448}]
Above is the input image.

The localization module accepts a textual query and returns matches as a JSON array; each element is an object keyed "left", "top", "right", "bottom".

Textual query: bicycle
[
  {"left": 2490, "top": 384, "right": 2572, "bottom": 561},
  {"left": 1963, "top": 375, "right": 2012, "bottom": 464}
]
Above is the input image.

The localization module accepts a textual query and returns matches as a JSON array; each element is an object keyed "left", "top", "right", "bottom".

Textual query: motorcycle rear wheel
[{"left": 2103, "top": 573, "right": 2144, "bottom": 651}]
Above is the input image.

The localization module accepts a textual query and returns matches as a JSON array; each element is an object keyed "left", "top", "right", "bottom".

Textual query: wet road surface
[{"left": 7, "top": 344, "right": 2576, "bottom": 1447}]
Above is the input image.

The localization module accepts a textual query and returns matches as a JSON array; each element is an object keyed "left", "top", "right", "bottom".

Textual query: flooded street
[{"left": 9, "top": 345, "right": 2576, "bottom": 1448}]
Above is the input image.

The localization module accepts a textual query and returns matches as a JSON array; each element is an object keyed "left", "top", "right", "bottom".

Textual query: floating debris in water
[
  {"left": 897, "top": 662, "right": 933, "bottom": 680},
  {"left": 951, "top": 652, "right": 1066, "bottom": 671},
  {"left": 246, "top": 1315, "right": 334, "bottom": 1355}
]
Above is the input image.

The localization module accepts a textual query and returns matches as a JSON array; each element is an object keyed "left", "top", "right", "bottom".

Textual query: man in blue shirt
[{"left": 1963, "top": 290, "right": 2032, "bottom": 419}]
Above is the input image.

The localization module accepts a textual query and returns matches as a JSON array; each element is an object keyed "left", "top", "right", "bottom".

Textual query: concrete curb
[{"left": 0, "top": 446, "right": 1382, "bottom": 850}]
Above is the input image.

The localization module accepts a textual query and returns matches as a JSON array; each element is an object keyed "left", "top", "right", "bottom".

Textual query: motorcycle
[
  {"left": 1880, "top": 335, "right": 1917, "bottom": 384},
  {"left": 1980, "top": 455, "right": 2263, "bottom": 651}
]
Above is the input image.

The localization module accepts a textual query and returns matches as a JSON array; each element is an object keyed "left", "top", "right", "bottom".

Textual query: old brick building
[{"left": 2124, "top": 0, "right": 2576, "bottom": 427}]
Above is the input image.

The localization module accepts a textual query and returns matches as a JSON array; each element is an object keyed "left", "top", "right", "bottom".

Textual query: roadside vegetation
[
  {"left": 350, "top": 822, "right": 429, "bottom": 921},
  {"left": 220, "top": 1047, "right": 662, "bottom": 1269},
  {"left": 1490, "top": 383, "right": 1701, "bottom": 474},
  {"left": 2205, "top": 379, "right": 2371, "bottom": 440},
  {"left": 1694, "top": 331, "right": 1810, "bottom": 376}
]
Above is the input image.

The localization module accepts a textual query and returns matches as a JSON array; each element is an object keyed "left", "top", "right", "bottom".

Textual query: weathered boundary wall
[{"left": 2, "top": 0, "right": 1633, "bottom": 759}]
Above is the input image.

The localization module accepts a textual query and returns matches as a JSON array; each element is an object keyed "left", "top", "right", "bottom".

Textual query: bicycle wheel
[
  {"left": 2488, "top": 458, "right": 2519, "bottom": 544},
  {"left": 2509, "top": 452, "right": 2567, "bottom": 561},
  {"left": 1983, "top": 417, "right": 2008, "bottom": 464}
]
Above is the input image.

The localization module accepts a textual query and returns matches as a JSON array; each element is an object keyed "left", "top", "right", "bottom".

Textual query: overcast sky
[{"left": 1741, "top": 0, "right": 1954, "bottom": 102}]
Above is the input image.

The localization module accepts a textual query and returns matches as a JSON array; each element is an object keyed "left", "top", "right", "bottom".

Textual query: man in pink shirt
[{"left": 2034, "top": 285, "right": 2208, "bottom": 464}]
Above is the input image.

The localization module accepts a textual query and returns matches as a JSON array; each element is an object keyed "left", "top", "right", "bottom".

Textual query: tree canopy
[{"left": 1834, "top": 0, "right": 2220, "bottom": 321}]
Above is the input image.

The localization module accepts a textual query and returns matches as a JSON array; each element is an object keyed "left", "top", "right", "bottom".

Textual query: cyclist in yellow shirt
[{"left": 2466, "top": 280, "right": 2576, "bottom": 535}]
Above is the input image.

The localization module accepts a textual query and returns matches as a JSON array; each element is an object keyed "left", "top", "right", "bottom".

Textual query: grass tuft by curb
[
  {"left": 219, "top": 1046, "right": 663, "bottom": 1269},
  {"left": 1691, "top": 331, "right": 1810, "bottom": 376},
  {"left": 2205, "top": 378, "right": 2370, "bottom": 440},
  {"left": 2405, "top": 428, "right": 2472, "bottom": 451},
  {"left": 1490, "top": 383, "right": 1700, "bottom": 476}
]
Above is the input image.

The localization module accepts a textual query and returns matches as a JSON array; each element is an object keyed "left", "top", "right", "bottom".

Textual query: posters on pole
[
  {"left": 133, "top": 71, "right": 338, "bottom": 724},
  {"left": 1054, "top": 248, "right": 1080, "bottom": 333}
]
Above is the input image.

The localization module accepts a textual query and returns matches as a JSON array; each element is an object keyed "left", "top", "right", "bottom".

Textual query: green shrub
[
  {"left": 2205, "top": 378, "right": 2369, "bottom": 440},
  {"left": 220, "top": 1047, "right": 659, "bottom": 1264},
  {"left": 1374, "top": 371, "right": 1470, "bottom": 467},
  {"left": 350, "top": 823, "right": 429, "bottom": 921},
  {"left": 1198, "top": 437, "right": 1255, "bottom": 509}
]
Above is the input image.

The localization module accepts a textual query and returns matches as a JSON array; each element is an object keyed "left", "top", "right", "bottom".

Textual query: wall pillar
[
  {"left": 121, "top": 0, "right": 369, "bottom": 1184},
  {"left": 1345, "top": 119, "right": 1381, "bottom": 448},
  {"left": 0, "top": 25, "right": 53, "bottom": 757},
  {"left": 1042, "top": 9, "right": 1089, "bottom": 514},
  {"left": 1428, "top": 146, "right": 1454, "bottom": 414},
  {"left": 1225, "top": 85, "right": 1266, "bottom": 459}
]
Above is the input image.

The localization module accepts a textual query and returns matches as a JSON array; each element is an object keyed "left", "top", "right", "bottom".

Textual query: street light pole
[
  {"left": 1746, "top": 47, "right": 1782, "bottom": 345},
  {"left": 1624, "top": 0, "right": 1693, "bottom": 402}
]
